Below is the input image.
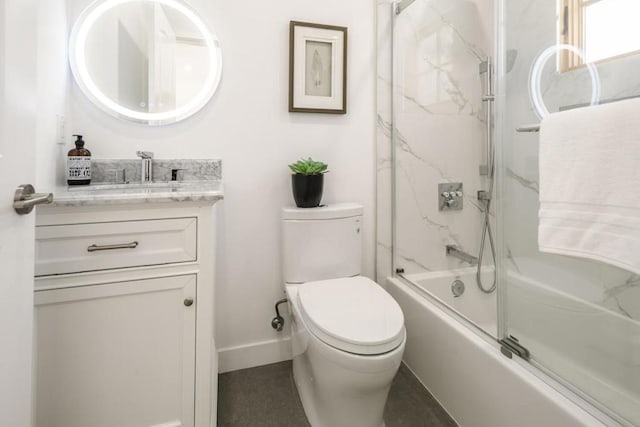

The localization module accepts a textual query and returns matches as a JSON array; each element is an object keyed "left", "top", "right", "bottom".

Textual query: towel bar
[{"left": 516, "top": 124, "right": 540, "bottom": 133}]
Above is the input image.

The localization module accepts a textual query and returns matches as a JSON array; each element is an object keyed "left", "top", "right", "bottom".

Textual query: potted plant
[{"left": 288, "top": 158, "right": 329, "bottom": 208}]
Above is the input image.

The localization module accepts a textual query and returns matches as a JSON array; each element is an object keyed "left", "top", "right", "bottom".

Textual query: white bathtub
[
  {"left": 385, "top": 267, "right": 618, "bottom": 427},
  {"left": 505, "top": 262, "right": 640, "bottom": 426},
  {"left": 406, "top": 267, "right": 497, "bottom": 337}
]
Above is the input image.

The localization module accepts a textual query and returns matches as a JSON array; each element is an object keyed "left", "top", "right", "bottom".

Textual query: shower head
[{"left": 395, "top": 0, "right": 417, "bottom": 15}]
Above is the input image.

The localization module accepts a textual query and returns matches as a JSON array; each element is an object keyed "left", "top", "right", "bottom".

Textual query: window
[{"left": 559, "top": 0, "right": 640, "bottom": 71}]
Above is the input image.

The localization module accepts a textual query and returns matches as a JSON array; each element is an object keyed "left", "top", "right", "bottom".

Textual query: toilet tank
[{"left": 282, "top": 203, "right": 363, "bottom": 283}]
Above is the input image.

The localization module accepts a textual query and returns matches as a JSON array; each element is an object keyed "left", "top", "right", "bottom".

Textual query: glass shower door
[
  {"left": 391, "top": 0, "right": 490, "bottom": 276},
  {"left": 498, "top": 1, "right": 640, "bottom": 425},
  {"left": 390, "top": 1, "right": 493, "bottom": 286}
]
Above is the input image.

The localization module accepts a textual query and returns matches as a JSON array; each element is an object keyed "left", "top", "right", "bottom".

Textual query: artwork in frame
[{"left": 289, "top": 21, "right": 347, "bottom": 114}]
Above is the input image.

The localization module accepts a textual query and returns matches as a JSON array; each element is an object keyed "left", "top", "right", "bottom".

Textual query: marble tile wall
[
  {"left": 377, "top": 0, "right": 494, "bottom": 280},
  {"left": 91, "top": 158, "right": 222, "bottom": 184}
]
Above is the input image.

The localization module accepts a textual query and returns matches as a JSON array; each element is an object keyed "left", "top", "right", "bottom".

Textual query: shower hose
[{"left": 476, "top": 172, "right": 497, "bottom": 294}]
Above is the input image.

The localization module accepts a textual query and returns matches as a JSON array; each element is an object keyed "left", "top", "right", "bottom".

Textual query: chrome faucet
[
  {"left": 446, "top": 245, "right": 479, "bottom": 265},
  {"left": 136, "top": 151, "right": 154, "bottom": 183}
]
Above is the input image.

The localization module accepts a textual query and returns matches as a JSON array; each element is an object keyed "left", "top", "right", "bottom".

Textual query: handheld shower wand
[{"left": 476, "top": 57, "right": 497, "bottom": 294}]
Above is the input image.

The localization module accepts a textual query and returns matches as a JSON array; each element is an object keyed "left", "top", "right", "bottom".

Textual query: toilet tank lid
[{"left": 282, "top": 203, "right": 363, "bottom": 220}]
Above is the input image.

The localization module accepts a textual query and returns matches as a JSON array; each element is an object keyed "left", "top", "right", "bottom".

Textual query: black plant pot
[{"left": 292, "top": 174, "right": 324, "bottom": 208}]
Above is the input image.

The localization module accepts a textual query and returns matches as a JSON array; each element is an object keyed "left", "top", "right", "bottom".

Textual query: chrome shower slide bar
[{"left": 479, "top": 57, "right": 494, "bottom": 175}]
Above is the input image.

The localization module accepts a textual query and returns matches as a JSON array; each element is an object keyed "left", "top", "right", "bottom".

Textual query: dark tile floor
[{"left": 218, "top": 361, "right": 457, "bottom": 427}]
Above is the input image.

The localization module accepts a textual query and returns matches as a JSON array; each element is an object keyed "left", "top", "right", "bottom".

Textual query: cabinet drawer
[{"left": 35, "top": 217, "right": 197, "bottom": 276}]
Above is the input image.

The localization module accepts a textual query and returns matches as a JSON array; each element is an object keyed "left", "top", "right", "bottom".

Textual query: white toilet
[{"left": 282, "top": 203, "right": 406, "bottom": 427}]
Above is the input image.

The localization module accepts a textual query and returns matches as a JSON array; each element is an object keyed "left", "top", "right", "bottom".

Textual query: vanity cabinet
[
  {"left": 34, "top": 202, "right": 219, "bottom": 427},
  {"left": 35, "top": 275, "right": 196, "bottom": 427}
]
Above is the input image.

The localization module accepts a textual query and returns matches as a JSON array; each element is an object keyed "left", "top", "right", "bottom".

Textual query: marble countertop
[{"left": 45, "top": 181, "right": 224, "bottom": 207}]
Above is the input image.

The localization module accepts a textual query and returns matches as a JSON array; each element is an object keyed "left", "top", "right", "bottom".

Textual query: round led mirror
[{"left": 69, "top": 0, "right": 222, "bottom": 125}]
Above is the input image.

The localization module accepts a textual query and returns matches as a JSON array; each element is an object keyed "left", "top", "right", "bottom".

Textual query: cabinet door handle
[
  {"left": 184, "top": 298, "right": 194, "bottom": 307},
  {"left": 87, "top": 241, "right": 139, "bottom": 252}
]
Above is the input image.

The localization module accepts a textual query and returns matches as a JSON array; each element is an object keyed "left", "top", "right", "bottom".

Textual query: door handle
[{"left": 13, "top": 184, "right": 53, "bottom": 215}]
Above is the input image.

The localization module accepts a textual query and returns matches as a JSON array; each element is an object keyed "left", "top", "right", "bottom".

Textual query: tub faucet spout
[{"left": 446, "top": 245, "right": 479, "bottom": 265}]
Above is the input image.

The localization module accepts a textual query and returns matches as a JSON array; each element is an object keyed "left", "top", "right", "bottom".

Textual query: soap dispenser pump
[{"left": 67, "top": 134, "right": 92, "bottom": 185}]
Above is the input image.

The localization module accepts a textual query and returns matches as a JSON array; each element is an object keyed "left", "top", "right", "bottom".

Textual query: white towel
[{"left": 538, "top": 97, "right": 640, "bottom": 275}]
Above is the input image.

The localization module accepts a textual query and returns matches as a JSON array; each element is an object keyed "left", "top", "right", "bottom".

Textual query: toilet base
[
  {"left": 293, "top": 339, "right": 404, "bottom": 427},
  {"left": 291, "top": 324, "right": 405, "bottom": 427},
  {"left": 286, "top": 283, "right": 406, "bottom": 427}
]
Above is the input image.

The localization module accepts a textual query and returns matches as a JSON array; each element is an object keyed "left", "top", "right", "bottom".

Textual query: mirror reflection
[{"left": 71, "top": 0, "right": 221, "bottom": 125}]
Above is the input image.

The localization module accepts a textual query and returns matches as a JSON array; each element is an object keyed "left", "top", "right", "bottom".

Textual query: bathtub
[
  {"left": 505, "top": 262, "right": 640, "bottom": 426},
  {"left": 402, "top": 267, "right": 498, "bottom": 337},
  {"left": 385, "top": 267, "right": 619, "bottom": 427}
]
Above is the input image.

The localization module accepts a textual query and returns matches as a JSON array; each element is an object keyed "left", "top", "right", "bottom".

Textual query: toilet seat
[{"left": 297, "top": 276, "right": 405, "bottom": 355}]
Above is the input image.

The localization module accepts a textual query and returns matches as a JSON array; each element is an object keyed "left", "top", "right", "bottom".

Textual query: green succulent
[{"left": 288, "top": 158, "right": 329, "bottom": 175}]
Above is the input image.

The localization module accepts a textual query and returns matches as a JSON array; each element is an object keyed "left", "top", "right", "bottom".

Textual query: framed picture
[{"left": 289, "top": 21, "right": 347, "bottom": 114}]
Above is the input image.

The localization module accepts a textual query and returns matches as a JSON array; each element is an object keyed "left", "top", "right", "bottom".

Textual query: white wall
[
  {"left": 36, "top": 0, "right": 68, "bottom": 191},
  {"left": 54, "top": 0, "right": 376, "bottom": 372}
]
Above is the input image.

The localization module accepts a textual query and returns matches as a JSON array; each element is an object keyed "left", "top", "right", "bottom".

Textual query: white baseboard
[{"left": 218, "top": 338, "right": 292, "bottom": 373}]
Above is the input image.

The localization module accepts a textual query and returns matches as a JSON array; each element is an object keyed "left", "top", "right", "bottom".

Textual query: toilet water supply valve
[{"left": 271, "top": 298, "right": 288, "bottom": 332}]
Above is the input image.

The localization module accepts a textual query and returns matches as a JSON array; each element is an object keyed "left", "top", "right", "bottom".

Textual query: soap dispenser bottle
[{"left": 67, "top": 134, "right": 92, "bottom": 185}]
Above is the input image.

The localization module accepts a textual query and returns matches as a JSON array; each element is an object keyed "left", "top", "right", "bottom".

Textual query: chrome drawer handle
[{"left": 87, "top": 241, "right": 139, "bottom": 252}]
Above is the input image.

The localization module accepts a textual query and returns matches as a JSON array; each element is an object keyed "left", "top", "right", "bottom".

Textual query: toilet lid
[{"left": 297, "top": 276, "right": 405, "bottom": 355}]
